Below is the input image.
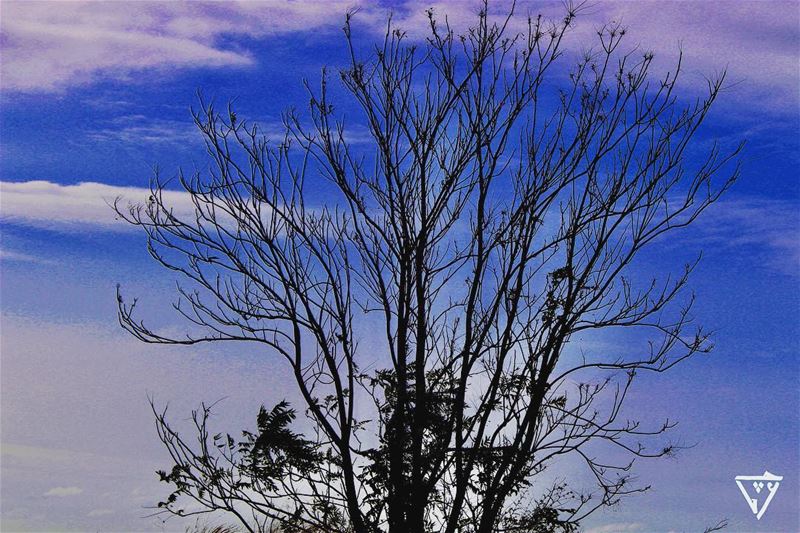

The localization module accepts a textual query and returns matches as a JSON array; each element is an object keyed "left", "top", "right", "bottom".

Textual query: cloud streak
[
  {"left": 86, "top": 115, "right": 198, "bottom": 145},
  {"left": 0, "top": 0, "right": 355, "bottom": 93},
  {"left": 2, "top": 181, "right": 797, "bottom": 280},
  {"left": 44, "top": 486, "right": 83, "bottom": 497},
  {"left": 694, "top": 196, "right": 800, "bottom": 276},
  {"left": 585, "top": 523, "right": 644, "bottom": 533},
  {"left": 2, "top": 0, "right": 796, "bottom": 111},
  {"left": 578, "top": 0, "right": 800, "bottom": 112},
  {"left": 0, "top": 3, "right": 250, "bottom": 93},
  {"left": 388, "top": 1, "right": 799, "bottom": 112},
  {"left": 0, "top": 249, "right": 54, "bottom": 265},
  {"left": 0, "top": 312, "right": 299, "bottom": 531},
  {"left": 0, "top": 180, "right": 195, "bottom": 232}
]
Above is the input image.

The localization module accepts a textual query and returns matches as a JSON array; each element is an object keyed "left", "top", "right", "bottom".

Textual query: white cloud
[
  {"left": 0, "top": 249, "right": 53, "bottom": 265},
  {"left": 2, "top": 181, "right": 798, "bottom": 280},
  {"left": 394, "top": 0, "right": 798, "bottom": 112},
  {"left": 0, "top": 180, "right": 195, "bottom": 232},
  {"left": 0, "top": 311, "right": 299, "bottom": 531},
  {"left": 86, "top": 115, "right": 197, "bottom": 145},
  {"left": 82, "top": 114, "right": 374, "bottom": 147},
  {"left": 3, "top": 0, "right": 796, "bottom": 108},
  {"left": 0, "top": 0, "right": 357, "bottom": 93},
  {"left": 574, "top": 1, "right": 800, "bottom": 112},
  {"left": 0, "top": 4, "right": 251, "bottom": 92},
  {"left": 585, "top": 524, "right": 644, "bottom": 533},
  {"left": 694, "top": 196, "right": 800, "bottom": 276},
  {"left": 87, "top": 509, "right": 114, "bottom": 517},
  {"left": 2, "top": 443, "right": 86, "bottom": 463},
  {"left": 44, "top": 486, "right": 83, "bottom": 497}
]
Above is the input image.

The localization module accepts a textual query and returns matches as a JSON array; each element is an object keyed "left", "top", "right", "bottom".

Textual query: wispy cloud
[
  {"left": 3, "top": 0, "right": 796, "bottom": 109},
  {"left": 2, "top": 182, "right": 798, "bottom": 281},
  {"left": 0, "top": 180, "right": 195, "bottom": 232},
  {"left": 0, "top": 249, "right": 54, "bottom": 265},
  {"left": 2, "top": 442, "right": 88, "bottom": 463},
  {"left": 585, "top": 523, "right": 644, "bottom": 533},
  {"left": 695, "top": 196, "right": 800, "bottom": 276},
  {"left": 0, "top": 0, "right": 356, "bottom": 93},
  {"left": 0, "top": 312, "right": 298, "bottom": 531},
  {"left": 85, "top": 113, "right": 375, "bottom": 147},
  {"left": 86, "top": 115, "right": 197, "bottom": 145},
  {"left": 573, "top": 1, "right": 800, "bottom": 113},
  {"left": 44, "top": 486, "right": 83, "bottom": 497},
  {"left": 389, "top": 0, "right": 799, "bottom": 112}
]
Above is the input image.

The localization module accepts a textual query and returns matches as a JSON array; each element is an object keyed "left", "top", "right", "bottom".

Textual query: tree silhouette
[{"left": 116, "top": 3, "right": 741, "bottom": 532}]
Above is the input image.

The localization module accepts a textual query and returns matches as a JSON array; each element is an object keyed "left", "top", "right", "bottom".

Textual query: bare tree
[{"left": 116, "top": 3, "right": 741, "bottom": 532}]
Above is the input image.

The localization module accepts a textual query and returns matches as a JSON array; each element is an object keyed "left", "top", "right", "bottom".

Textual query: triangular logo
[{"left": 735, "top": 471, "right": 782, "bottom": 520}]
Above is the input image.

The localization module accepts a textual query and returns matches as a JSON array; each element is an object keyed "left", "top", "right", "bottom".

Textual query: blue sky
[{"left": 0, "top": 1, "right": 798, "bottom": 531}]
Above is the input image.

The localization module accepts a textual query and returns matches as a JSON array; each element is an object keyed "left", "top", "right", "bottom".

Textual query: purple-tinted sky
[{"left": 1, "top": 1, "right": 798, "bottom": 532}]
